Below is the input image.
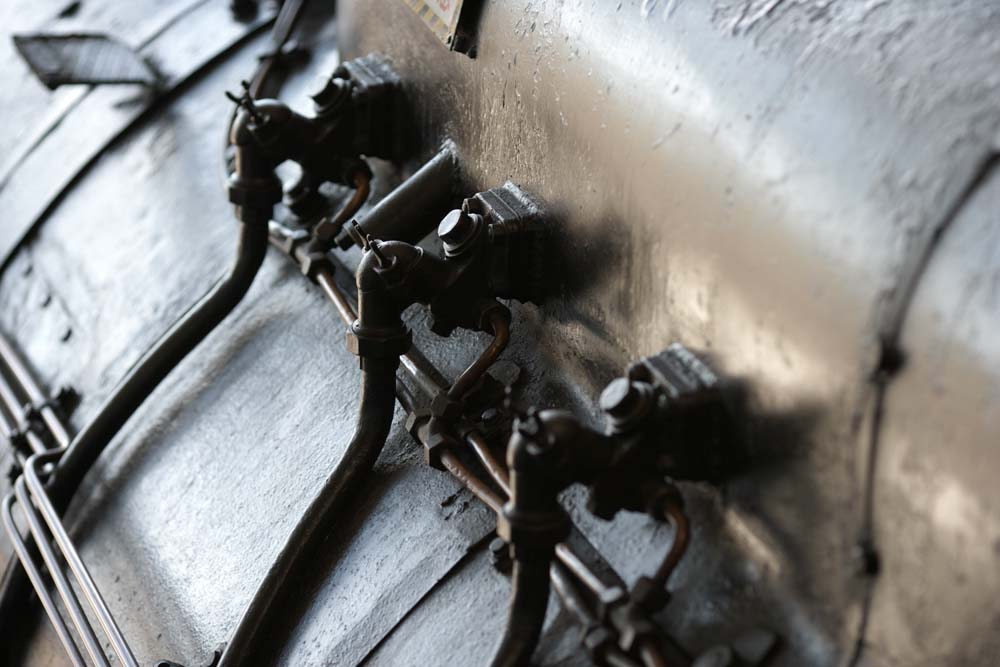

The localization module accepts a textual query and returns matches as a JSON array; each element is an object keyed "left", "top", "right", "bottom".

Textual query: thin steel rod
[
  {"left": 1, "top": 494, "right": 86, "bottom": 667},
  {"left": 0, "top": 330, "right": 71, "bottom": 448},
  {"left": 316, "top": 266, "right": 356, "bottom": 324},
  {"left": 465, "top": 431, "right": 510, "bottom": 494},
  {"left": 24, "top": 452, "right": 139, "bottom": 667},
  {"left": 439, "top": 451, "right": 504, "bottom": 515},
  {"left": 13, "top": 478, "right": 108, "bottom": 667},
  {"left": 555, "top": 542, "right": 616, "bottom": 598},
  {"left": 0, "top": 379, "right": 46, "bottom": 456}
]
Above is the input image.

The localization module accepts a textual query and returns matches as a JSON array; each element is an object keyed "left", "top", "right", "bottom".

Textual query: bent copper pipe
[
  {"left": 466, "top": 431, "right": 510, "bottom": 492},
  {"left": 448, "top": 311, "right": 510, "bottom": 401},
  {"left": 311, "top": 168, "right": 372, "bottom": 245},
  {"left": 651, "top": 500, "right": 690, "bottom": 588}
]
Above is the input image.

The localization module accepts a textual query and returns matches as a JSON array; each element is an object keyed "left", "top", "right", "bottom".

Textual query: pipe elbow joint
[{"left": 228, "top": 108, "right": 283, "bottom": 225}]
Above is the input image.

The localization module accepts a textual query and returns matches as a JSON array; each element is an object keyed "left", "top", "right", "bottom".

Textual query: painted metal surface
[
  {"left": 0, "top": 0, "right": 998, "bottom": 665},
  {"left": 334, "top": 0, "right": 1000, "bottom": 664},
  {"left": 867, "top": 161, "right": 1000, "bottom": 666}
]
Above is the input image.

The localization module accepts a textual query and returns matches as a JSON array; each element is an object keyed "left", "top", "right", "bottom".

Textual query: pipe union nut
[
  {"left": 345, "top": 324, "right": 412, "bottom": 359},
  {"left": 227, "top": 173, "right": 283, "bottom": 210},
  {"left": 496, "top": 504, "right": 571, "bottom": 552}
]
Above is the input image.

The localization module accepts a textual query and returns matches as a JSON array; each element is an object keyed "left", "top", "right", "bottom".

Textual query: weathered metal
[{"left": 0, "top": 0, "right": 998, "bottom": 665}]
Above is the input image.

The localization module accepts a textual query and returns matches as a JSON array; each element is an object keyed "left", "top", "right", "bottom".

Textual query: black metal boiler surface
[{"left": 0, "top": 1, "right": 998, "bottom": 666}]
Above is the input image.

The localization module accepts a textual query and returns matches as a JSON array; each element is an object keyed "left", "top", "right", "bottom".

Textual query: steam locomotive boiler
[{"left": 1, "top": 1, "right": 999, "bottom": 666}]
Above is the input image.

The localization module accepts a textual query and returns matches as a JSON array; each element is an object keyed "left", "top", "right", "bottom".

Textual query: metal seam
[
  {"left": 0, "top": 5, "right": 276, "bottom": 272},
  {"left": 847, "top": 150, "right": 1000, "bottom": 666}
]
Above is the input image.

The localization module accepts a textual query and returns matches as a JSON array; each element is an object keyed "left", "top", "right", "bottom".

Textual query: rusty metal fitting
[
  {"left": 631, "top": 575, "right": 671, "bottom": 614},
  {"left": 438, "top": 209, "right": 485, "bottom": 258},
  {"left": 496, "top": 503, "right": 571, "bottom": 554},
  {"left": 582, "top": 626, "right": 618, "bottom": 662},
  {"left": 345, "top": 323, "right": 412, "bottom": 361},
  {"left": 421, "top": 417, "right": 462, "bottom": 471},
  {"left": 430, "top": 391, "right": 464, "bottom": 422},
  {"left": 600, "top": 378, "right": 656, "bottom": 433}
]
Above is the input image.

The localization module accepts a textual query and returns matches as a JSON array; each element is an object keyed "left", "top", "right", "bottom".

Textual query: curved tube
[
  {"left": 466, "top": 431, "right": 510, "bottom": 493},
  {"left": 651, "top": 501, "right": 690, "bottom": 588},
  {"left": 218, "top": 362, "right": 397, "bottom": 667},
  {"left": 312, "top": 169, "right": 372, "bottom": 245},
  {"left": 448, "top": 311, "right": 510, "bottom": 401},
  {"left": 47, "top": 220, "right": 268, "bottom": 510},
  {"left": 439, "top": 451, "right": 504, "bottom": 515},
  {"left": 490, "top": 557, "right": 552, "bottom": 667}
]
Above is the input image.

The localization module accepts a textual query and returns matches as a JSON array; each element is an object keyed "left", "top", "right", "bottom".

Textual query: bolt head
[
  {"left": 437, "top": 210, "right": 482, "bottom": 255},
  {"left": 600, "top": 378, "right": 637, "bottom": 417},
  {"left": 310, "top": 76, "right": 352, "bottom": 116}
]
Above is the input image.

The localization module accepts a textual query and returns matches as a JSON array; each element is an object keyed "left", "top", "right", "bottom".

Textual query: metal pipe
[
  {"left": 12, "top": 478, "right": 109, "bottom": 667},
  {"left": 47, "top": 219, "right": 269, "bottom": 512},
  {"left": 335, "top": 143, "right": 457, "bottom": 249},
  {"left": 315, "top": 265, "right": 356, "bottom": 323},
  {"left": 24, "top": 452, "right": 139, "bottom": 667},
  {"left": 439, "top": 451, "right": 504, "bottom": 515},
  {"left": 466, "top": 431, "right": 510, "bottom": 494},
  {"left": 0, "top": 494, "right": 85, "bottom": 667},
  {"left": 551, "top": 562, "right": 643, "bottom": 667},
  {"left": 448, "top": 312, "right": 510, "bottom": 401},
  {"left": 312, "top": 169, "right": 372, "bottom": 246},
  {"left": 490, "top": 556, "right": 552, "bottom": 667},
  {"left": 219, "top": 361, "right": 398, "bottom": 667},
  {"left": 650, "top": 501, "right": 690, "bottom": 588},
  {"left": 555, "top": 542, "right": 616, "bottom": 599},
  {"left": 276, "top": 233, "right": 647, "bottom": 666},
  {"left": 315, "top": 264, "right": 443, "bottom": 398}
]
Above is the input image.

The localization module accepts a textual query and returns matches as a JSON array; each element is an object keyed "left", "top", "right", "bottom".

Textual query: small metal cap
[
  {"left": 438, "top": 209, "right": 482, "bottom": 256},
  {"left": 310, "top": 76, "right": 352, "bottom": 117},
  {"left": 600, "top": 378, "right": 639, "bottom": 418}
]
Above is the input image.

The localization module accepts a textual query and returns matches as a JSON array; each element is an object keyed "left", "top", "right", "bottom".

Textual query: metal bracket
[{"left": 12, "top": 33, "right": 161, "bottom": 90}]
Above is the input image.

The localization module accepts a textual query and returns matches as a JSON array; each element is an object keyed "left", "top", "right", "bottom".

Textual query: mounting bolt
[
  {"left": 489, "top": 536, "right": 512, "bottom": 574},
  {"left": 438, "top": 209, "right": 483, "bottom": 256},
  {"left": 600, "top": 378, "right": 638, "bottom": 417},
  {"left": 310, "top": 76, "right": 352, "bottom": 118},
  {"left": 599, "top": 378, "right": 653, "bottom": 430}
]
